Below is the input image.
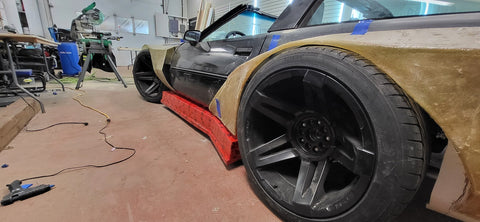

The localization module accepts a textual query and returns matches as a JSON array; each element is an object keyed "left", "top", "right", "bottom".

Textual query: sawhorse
[{"left": 75, "top": 42, "right": 127, "bottom": 89}]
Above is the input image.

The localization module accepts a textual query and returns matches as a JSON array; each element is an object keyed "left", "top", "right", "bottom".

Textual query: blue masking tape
[
  {"left": 268, "top": 35, "right": 281, "bottom": 51},
  {"left": 21, "top": 184, "right": 33, "bottom": 189},
  {"left": 352, "top": 20, "right": 373, "bottom": 35},
  {"left": 216, "top": 99, "right": 222, "bottom": 118}
]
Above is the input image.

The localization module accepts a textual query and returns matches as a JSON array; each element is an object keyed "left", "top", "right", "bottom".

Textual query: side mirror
[{"left": 184, "top": 30, "right": 201, "bottom": 45}]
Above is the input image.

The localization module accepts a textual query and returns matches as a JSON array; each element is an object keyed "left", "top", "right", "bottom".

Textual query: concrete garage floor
[{"left": 0, "top": 68, "right": 459, "bottom": 221}]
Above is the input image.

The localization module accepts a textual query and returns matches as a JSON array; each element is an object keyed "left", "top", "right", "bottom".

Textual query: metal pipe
[
  {"left": 40, "top": 44, "right": 64, "bottom": 91},
  {"left": 4, "top": 40, "right": 45, "bottom": 113},
  {"left": 106, "top": 55, "right": 127, "bottom": 88},
  {"left": 162, "top": 0, "right": 165, "bottom": 14}
]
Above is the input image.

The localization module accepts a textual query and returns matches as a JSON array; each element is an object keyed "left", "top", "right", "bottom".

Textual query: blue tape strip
[
  {"left": 352, "top": 20, "right": 373, "bottom": 35},
  {"left": 216, "top": 99, "right": 222, "bottom": 118},
  {"left": 268, "top": 35, "right": 281, "bottom": 51},
  {"left": 21, "top": 184, "right": 33, "bottom": 189}
]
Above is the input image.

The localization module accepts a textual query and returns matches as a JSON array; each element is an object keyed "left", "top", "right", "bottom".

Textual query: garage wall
[
  {"left": 1, "top": 0, "right": 23, "bottom": 34},
  {"left": 187, "top": 0, "right": 291, "bottom": 20},
  {"left": 215, "top": 0, "right": 290, "bottom": 18},
  {"left": 49, "top": 0, "right": 183, "bottom": 66},
  {"left": 23, "top": 0, "right": 44, "bottom": 36}
]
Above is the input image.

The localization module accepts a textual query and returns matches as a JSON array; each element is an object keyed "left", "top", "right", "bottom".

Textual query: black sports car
[{"left": 133, "top": 0, "right": 480, "bottom": 221}]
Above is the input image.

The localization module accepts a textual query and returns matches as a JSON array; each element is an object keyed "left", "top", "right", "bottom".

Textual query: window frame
[
  {"left": 298, "top": 0, "right": 480, "bottom": 28},
  {"left": 202, "top": 10, "right": 277, "bottom": 42},
  {"left": 199, "top": 4, "right": 277, "bottom": 42}
]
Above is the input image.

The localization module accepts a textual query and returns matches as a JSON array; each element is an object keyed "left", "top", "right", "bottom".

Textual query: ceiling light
[
  {"left": 338, "top": 3, "right": 344, "bottom": 22},
  {"left": 408, "top": 0, "right": 454, "bottom": 6}
]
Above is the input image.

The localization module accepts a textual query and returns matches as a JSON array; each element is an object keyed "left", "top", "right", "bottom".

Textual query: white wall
[
  {"left": 1, "top": 0, "right": 51, "bottom": 36},
  {"left": 187, "top": 0, "right": 290, "bottom": 20},
  {"left": 49, "top": 0, "right": 183, "bottom": 66},
  {"left": 2, "top": 0, "right": 23, "bottom": 33},
  {"left": 23, "top": 0, "right": 44, "bottom": 36},
  {"left": 187, "top": 0, "right": 229, "bottom": 19}
]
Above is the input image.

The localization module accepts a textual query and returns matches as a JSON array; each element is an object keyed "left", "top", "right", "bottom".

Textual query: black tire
[
  {"left": 133, "top": 50, "right": 167, "bottom": 103},
  {"left": 237, "top": 46, "right": 427, "bottom": 222},
  {"left": 93, "top": 53, "right": 116, "bottom": 72}
]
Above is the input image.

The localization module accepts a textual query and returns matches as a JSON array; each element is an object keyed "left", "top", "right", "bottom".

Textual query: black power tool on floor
[{"left": 1, "top": 180, "right": 53, "bottom": 206}]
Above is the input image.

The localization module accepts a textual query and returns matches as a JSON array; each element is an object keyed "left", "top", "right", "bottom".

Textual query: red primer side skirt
[{"left": 161, "top": 91, "right": 241, "bottom": 165}]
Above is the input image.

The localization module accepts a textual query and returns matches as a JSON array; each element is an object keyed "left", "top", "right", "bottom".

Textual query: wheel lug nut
[
  {"left": 302, "top": 123, "right": 307, "bottom": 127},
  {"left": 314, "top": 147, "right": 320, "bottom": 152},
  {"left": 325, "top": 136, "right": 331, "bottom": 141},
  {"left": 317, "top": 121, "right": 321, "bottom": 125},
  {"left": 300, "top": 138, "right": 305, "bottom": 143}
]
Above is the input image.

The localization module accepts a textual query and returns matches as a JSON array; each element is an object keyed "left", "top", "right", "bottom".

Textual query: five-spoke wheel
[
  {"left": 238, "top": 47, "right": 426, "bottom": 221},
  {"left": 133, "top": 50, "right": 167, "bottom": 103},
  {"left": 242, "top": 67, "right": 375, "bottom": 218}
]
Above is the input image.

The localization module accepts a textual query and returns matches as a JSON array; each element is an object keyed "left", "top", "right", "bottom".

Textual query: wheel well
[
  {"left": 421, "top": 108, "right": 448, "bottom": 154},
  {"left": 419, "top": 106, "right": 448, "bottom": 175},
  {"left": 250, "top": 45, "right": 448, "bottom": 160}
]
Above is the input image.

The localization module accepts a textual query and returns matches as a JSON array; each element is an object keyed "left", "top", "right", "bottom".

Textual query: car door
[{"left": 170, "top": 5, "right": 277, "bottom": 106}]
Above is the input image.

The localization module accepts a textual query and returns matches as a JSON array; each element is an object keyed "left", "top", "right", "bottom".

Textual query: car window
[
  {"left": 203, "top": 11, "right": 276, "bottom": 42},
  {"left": 307, "top": 0, "right": 480, "bottom": 26}
]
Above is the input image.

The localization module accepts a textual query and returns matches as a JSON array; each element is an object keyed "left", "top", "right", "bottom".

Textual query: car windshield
[
  {"left": 203, "top": 10, "right": 276, "bottom": 42},
  {"left": 307, "top": 0, "right": 480, "bottom": 26}
]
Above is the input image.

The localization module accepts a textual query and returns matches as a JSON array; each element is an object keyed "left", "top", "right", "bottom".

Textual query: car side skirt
[{"left": 161, "top": 91, "right": 241, "bottom": 165}]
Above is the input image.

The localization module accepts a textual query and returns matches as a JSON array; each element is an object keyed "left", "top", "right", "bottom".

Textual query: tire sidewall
[
  {"left": 237, "top": 47, "right": 420, "bottom": 222},
  {"left": 133, "top": 50, "right": 164, "bottom": 103}
]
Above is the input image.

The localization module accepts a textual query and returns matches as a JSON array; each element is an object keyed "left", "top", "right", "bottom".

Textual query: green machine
[{"left": 70, "top": 2, "right": 127, "bottom": 89}]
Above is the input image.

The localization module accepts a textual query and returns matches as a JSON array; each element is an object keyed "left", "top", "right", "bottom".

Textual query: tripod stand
[{"left": 75, "top": 40, "right": 127, "bottom": 89}]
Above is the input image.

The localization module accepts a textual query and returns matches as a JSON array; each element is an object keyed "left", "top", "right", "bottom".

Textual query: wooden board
[
  {"left": 0, "top": 33, "right": 58, "bottom": 46},
  {"left": 117, "top": 47, "right": 143, "bottom": 52},
  {"left": 0, "top": 97, "right": 40, "bottom": 152},
  {"left": 195, "top": 0, "right": 205, "bottom": 30}
]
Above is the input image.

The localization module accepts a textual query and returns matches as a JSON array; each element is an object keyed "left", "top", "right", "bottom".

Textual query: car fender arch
[{"left": 208, "top": 27, "right": 480, "bottom": 219}]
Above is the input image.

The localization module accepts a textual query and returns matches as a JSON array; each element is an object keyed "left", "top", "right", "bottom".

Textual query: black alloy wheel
[
  {"left": 238, "top": 47, "right": 427, "bottom": 221},
  {"left": 133, "top": 50, "right": 167, "bottom": 103}
]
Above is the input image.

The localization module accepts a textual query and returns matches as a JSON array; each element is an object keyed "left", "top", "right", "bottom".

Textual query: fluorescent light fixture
[
  {"left": 252, "top": 14, "right": 256, "bottom": 35},
  {"left": 351, "top": 9, "right": 361, "bottom": 19},
  {"left": 211, "top": 48, "right": 228, "bottom": 52},
  {"left": 254, "top": 0, "right": 258, "bottom": 7},
  {"left": 424, "top": 2, "right": 430, "bottom": 15},
  {"left": 338, "top": 3, "right": 344, "bottom": 23},
  {"left": 408, "top": 0, "right": 454, "bottom": 6}
]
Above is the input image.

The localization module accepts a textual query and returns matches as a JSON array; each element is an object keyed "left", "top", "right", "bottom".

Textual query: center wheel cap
[{"left": 290, "top": 113, "right": 335, "bottom": 158}]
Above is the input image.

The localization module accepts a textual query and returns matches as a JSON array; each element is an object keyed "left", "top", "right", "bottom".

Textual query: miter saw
[
  {"left": 70, "top": 2, "right": 127, "bottom": 89},
  {"left": 70, "top": 2, "right": 105, "bottom": 40}
]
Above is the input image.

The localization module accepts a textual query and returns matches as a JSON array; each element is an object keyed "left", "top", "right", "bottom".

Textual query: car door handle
[{"left": 235, "top": 48, "right": 253, "bottom": 56}]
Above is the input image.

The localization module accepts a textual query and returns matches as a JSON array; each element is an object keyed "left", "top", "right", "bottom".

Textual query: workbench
[{"left": 0, "top": 33, "right": 65, "bottom": 113}]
